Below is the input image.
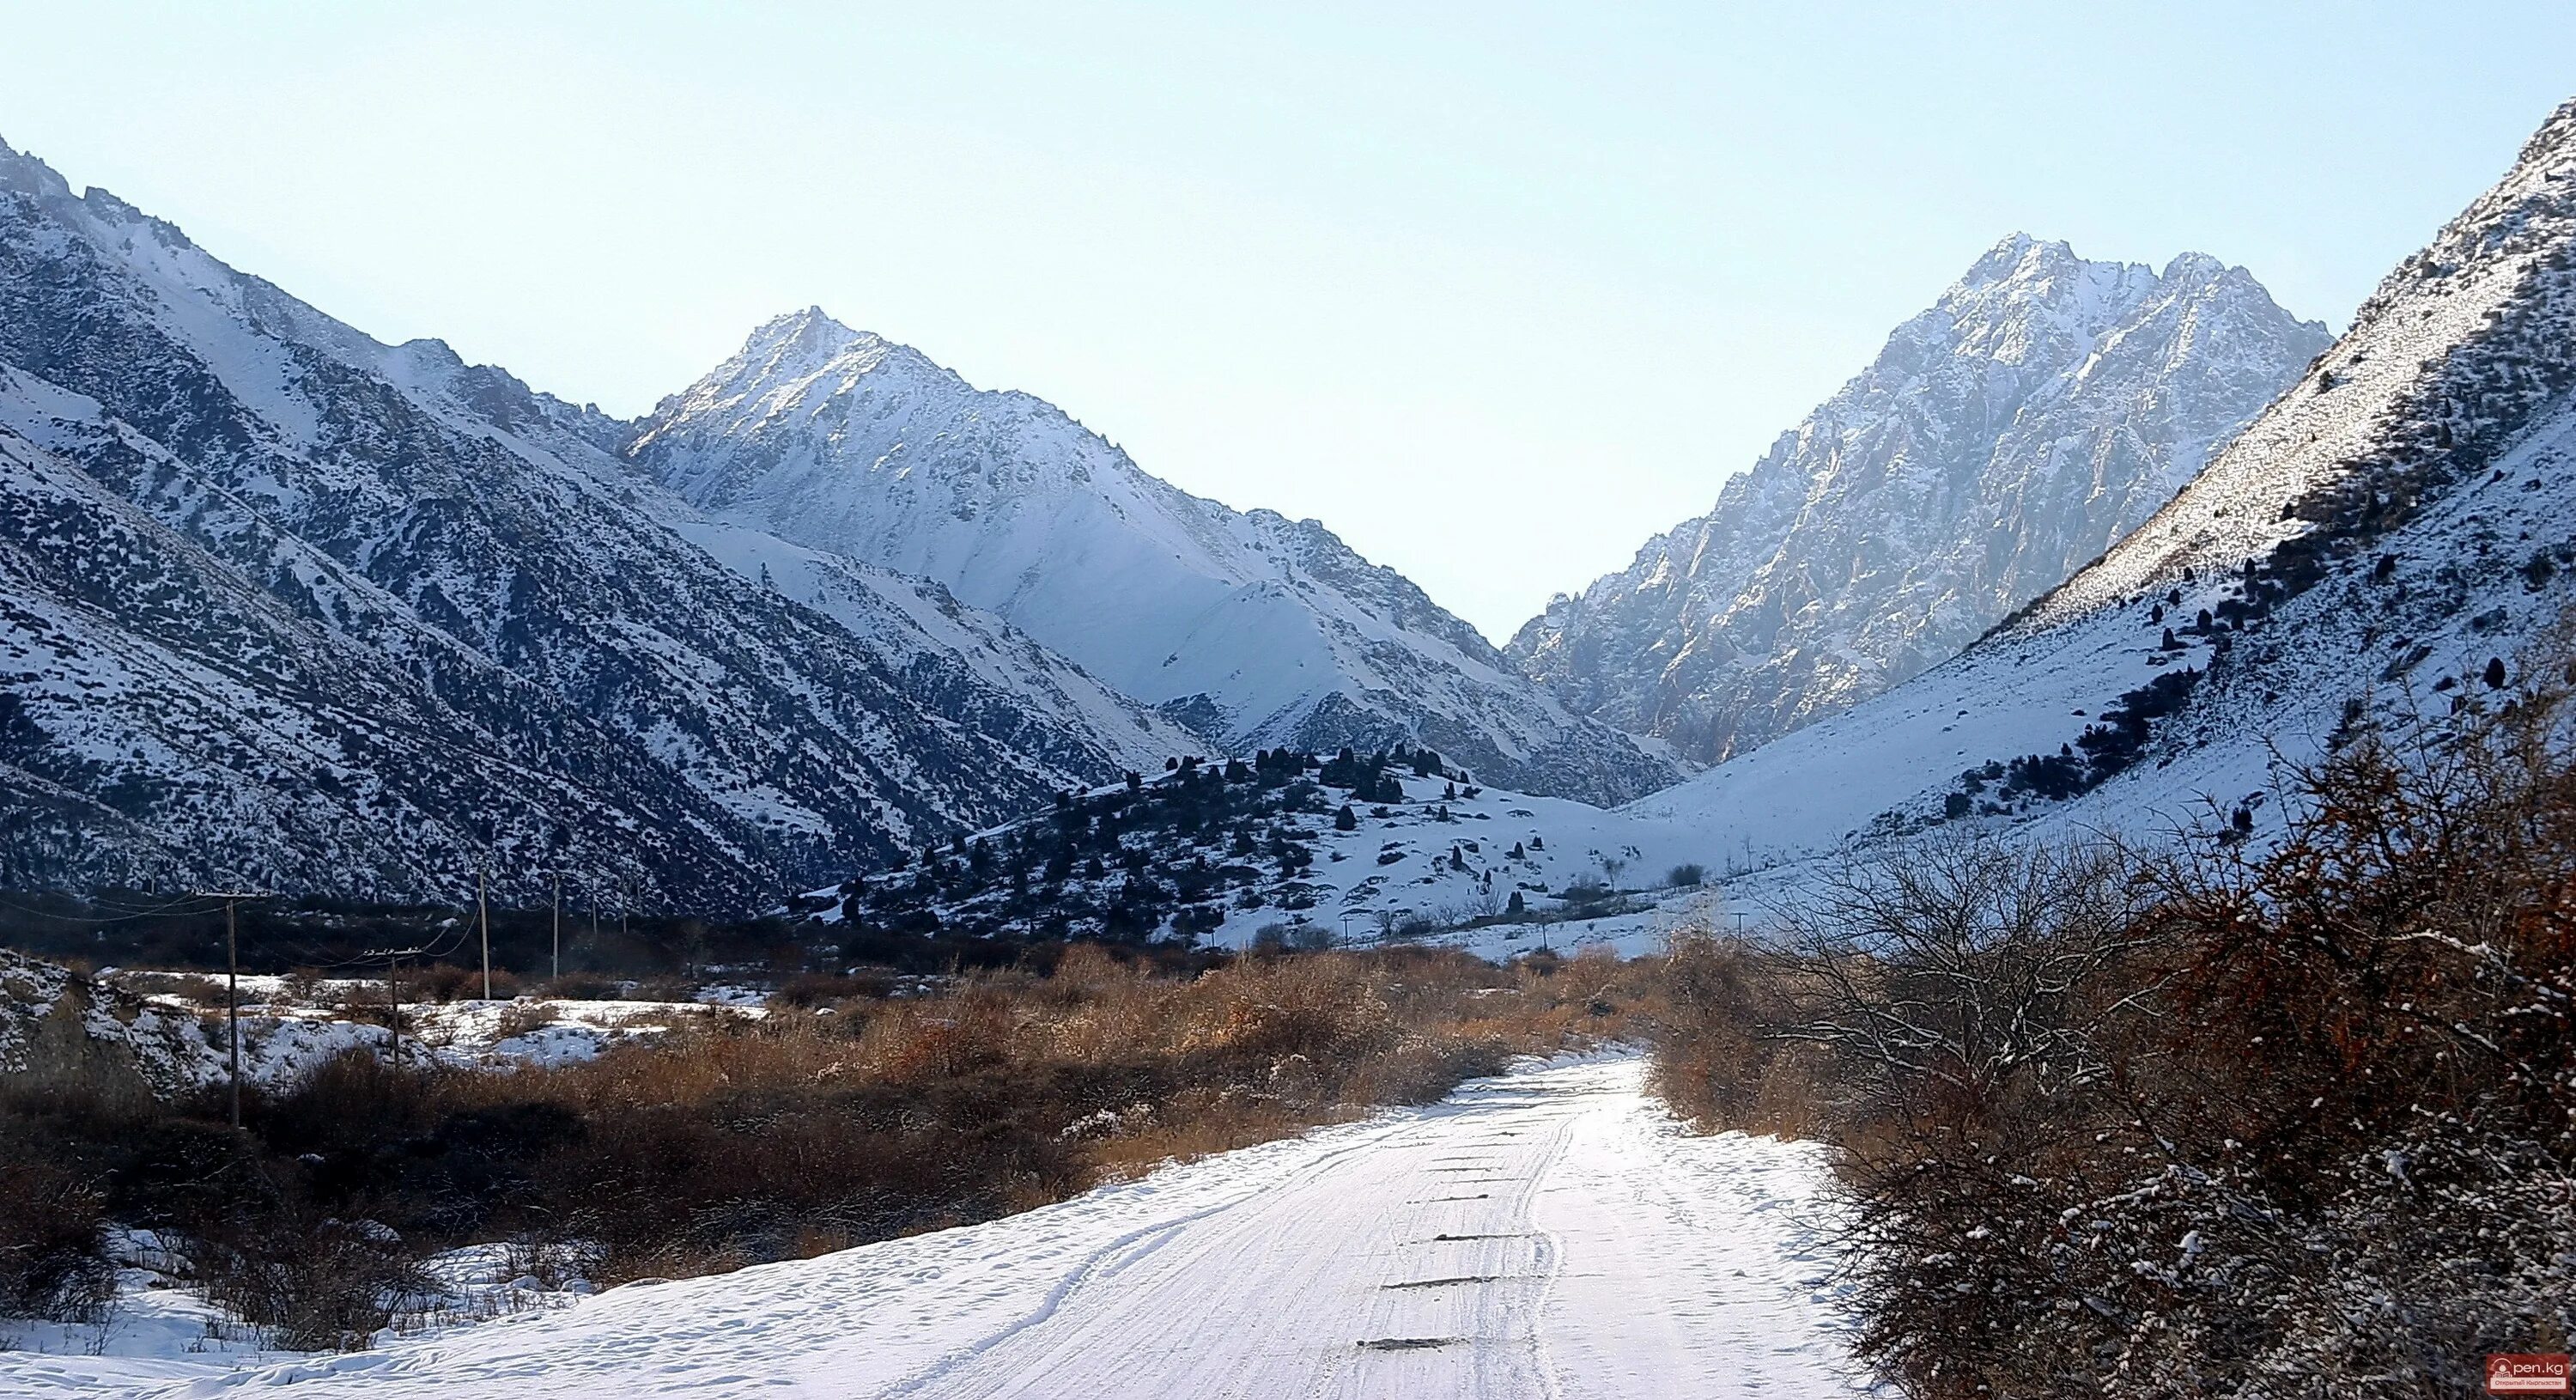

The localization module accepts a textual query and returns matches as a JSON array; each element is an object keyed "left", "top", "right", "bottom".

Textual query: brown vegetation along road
[{"left": 40, "top": 1056, "right": 1867, "bottom": 1399}]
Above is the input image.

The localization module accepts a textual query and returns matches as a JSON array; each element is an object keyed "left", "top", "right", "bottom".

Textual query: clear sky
[{"left": 3, "top": 3, "right": 2569, "bottom": 639}]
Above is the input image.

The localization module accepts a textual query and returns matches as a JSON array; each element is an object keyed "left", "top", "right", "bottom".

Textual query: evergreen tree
[{"left": 1334, "top": 804, "right": 1358, "bottom": 831}]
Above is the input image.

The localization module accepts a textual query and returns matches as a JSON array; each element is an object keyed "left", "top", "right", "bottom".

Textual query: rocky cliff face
[{"left": 1509, "top": 236, "right": 2329, "bottom": 765}]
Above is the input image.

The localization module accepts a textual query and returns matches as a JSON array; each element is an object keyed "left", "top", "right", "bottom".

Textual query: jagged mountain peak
[
  {"left": 2157, "top": 249, "right": 2229, "bottom": 283},
  {"left": 0, "top": 136, "right": 73, "bottom": 202},
  {"left": 742, "top": 308, "right": 951, "bottom": 382},
  {"left": 626, "top": 310, "right": 1682, "bottom": 805},
  {"left": 638, "top": 312, "right": 1015, "bottom": 459},
  {"left": 1630, "top": 96, "right": 2576, "bottom": 901},
  {"left": 736, "top": 304, "right": 893, "bottom": 370},
  {"left": 1508, "top": 233, "right": 2325, "bottom": 767},
  {"left": 1957, "top": 231, "right": 2083, "bottom": 284}
]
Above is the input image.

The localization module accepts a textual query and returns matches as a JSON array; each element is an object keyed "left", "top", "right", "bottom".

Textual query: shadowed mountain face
[
  {"left": 1510, "top": 235, "right": 2329, "bottom": 765},
  {"left": 624, "top": 312, "right": 1681, "bottom": 806},
  {"left": 0, "top": 139, "right": 1203, "bottom": 908}
]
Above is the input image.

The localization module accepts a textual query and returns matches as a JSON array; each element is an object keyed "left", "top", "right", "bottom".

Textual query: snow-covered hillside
[
  {"left": 805, "top": 754, "right": 1728, "bottom": 962},
  {"left": 1624, "top": 100, "right": 2576, "bottom": 892},
  {"left": 1511, "top": 236, "right": 2325, "bottom": 766},
  {"left": 0, "top": 137, "right": 1202, "bottom": 906},
  {"left": 626, "top": 312, "right": 1680, "bottom": 805}
]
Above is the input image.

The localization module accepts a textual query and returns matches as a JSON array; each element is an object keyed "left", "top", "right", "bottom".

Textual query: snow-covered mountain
[
  {"left": 625, "top": 314, "right": 1680, "bottom": 806},
  {"left": 0, "top": 137, "right": 1205, "bottom": 908},
  {"left": 1510, "top": 237, "right": 2329, "bottom": 765},
  {"left": 1622, "top": 99, "right": 2576, "bottom": 884}
]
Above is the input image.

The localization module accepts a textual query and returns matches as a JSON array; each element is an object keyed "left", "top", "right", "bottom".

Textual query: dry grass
[
  {"left": 117, "top": 971, "right": 227, "bottom": 1006},
  {"left": 0, "top": 941, "right": 1648, "bottom": 1317},
  {"left": 0, "top": 937, "right": 1661, "bottom": 1348},
  {"left": 487, "top": 999, "right": 557, "bottom": 1042}
]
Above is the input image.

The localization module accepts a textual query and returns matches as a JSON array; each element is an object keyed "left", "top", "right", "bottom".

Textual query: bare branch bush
[{"left": 1649, "top": 630, "right": 2576, "bottom": 1397}]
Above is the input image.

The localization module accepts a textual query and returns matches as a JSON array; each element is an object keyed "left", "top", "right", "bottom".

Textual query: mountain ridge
[
  {"left": 1625, "top": 99, "right": 2576, "bottom": 895},
  {"left": 626, "top": 311, "right": 1681, "bottom": 805},
  {"left": 1508, "top": 232, "right": 2329, "bottom": 766},
  {"left": 0, "top": 137, "right": 1209, "bottom": 906}
]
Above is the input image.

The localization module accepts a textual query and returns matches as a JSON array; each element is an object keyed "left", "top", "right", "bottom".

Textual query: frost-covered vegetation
[{"left": 1651, "top": 661, "right": 2576, "bottom": 1396}]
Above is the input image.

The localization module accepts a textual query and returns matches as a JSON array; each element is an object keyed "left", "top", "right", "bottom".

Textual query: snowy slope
[
  {"left": 0, "top": 137, "right": 1202, "bottom": 905},
  {"left": 807, "top": 758, "right": 1734, "bottom": 961},
  {"left": 15, "top": 1056, "right": 1869, "bottom": 1399},
  {"left": 627, "top": 313, "right": 1680, "bottom": 805},
  {"left": 1510, "top": 237, "right": 2325, "bottom": 765},
  {"left": 1625, "top": 99, "right": 2576, "bottom": 889}
]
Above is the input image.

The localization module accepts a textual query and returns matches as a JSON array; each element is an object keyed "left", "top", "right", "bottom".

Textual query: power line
[{"left": 0, "top": 892, "right": 231, "bottom": 925}]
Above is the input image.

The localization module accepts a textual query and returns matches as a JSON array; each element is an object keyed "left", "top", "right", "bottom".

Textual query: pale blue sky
[{"left": 3, "top": 3, "right": 2568, "bottom": 637}]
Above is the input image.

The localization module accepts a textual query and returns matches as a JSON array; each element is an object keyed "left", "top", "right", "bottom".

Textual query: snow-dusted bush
[
  {"left": 1654, "top": 643, "right": 2576, "bottom": 1396},
  {"left": 0, "top": 1150, "right": 115, "bottom": 1324}
]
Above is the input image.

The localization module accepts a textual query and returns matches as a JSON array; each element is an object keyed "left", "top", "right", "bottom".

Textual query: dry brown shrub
[
  {"left": 769, "top": 970, "right": 893, "bottom": 1008},
  {"left": 119, "top": 971, "right": 228, "bottom": 1006},
  {"left": 487, "top": 1000, "right": 557, "bottom": 1042},
  {"left": 9, "top": 937, "right": 1629, "bottom": 1324},
  {"left": 1641, "top": 642, "right": 2576, "bottom": 1398},
  {"left": 0, "top": 1150, "right": 115, "bottom": 1322}
]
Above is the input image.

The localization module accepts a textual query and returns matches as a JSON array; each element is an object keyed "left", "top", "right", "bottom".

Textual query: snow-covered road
[{"left": 34, "top": 1056, "right": 1869, "bottom": 1399}]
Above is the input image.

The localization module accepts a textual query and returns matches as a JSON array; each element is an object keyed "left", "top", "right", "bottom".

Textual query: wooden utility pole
[
  {"left": 361, "top": 939, "right": 430, "bottom": 1070},
  {"left": 477, "top": 867, "right": 491, "bottom": 1001},
  {"left": 551, "top": 870, "right": 562, "bottom": 983},
  {"left": 226, "top": 898, "right": 241, "bottom": 1126},
  {"left": 197, "top": 891, "right": 266, "bottom": 1129}
]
